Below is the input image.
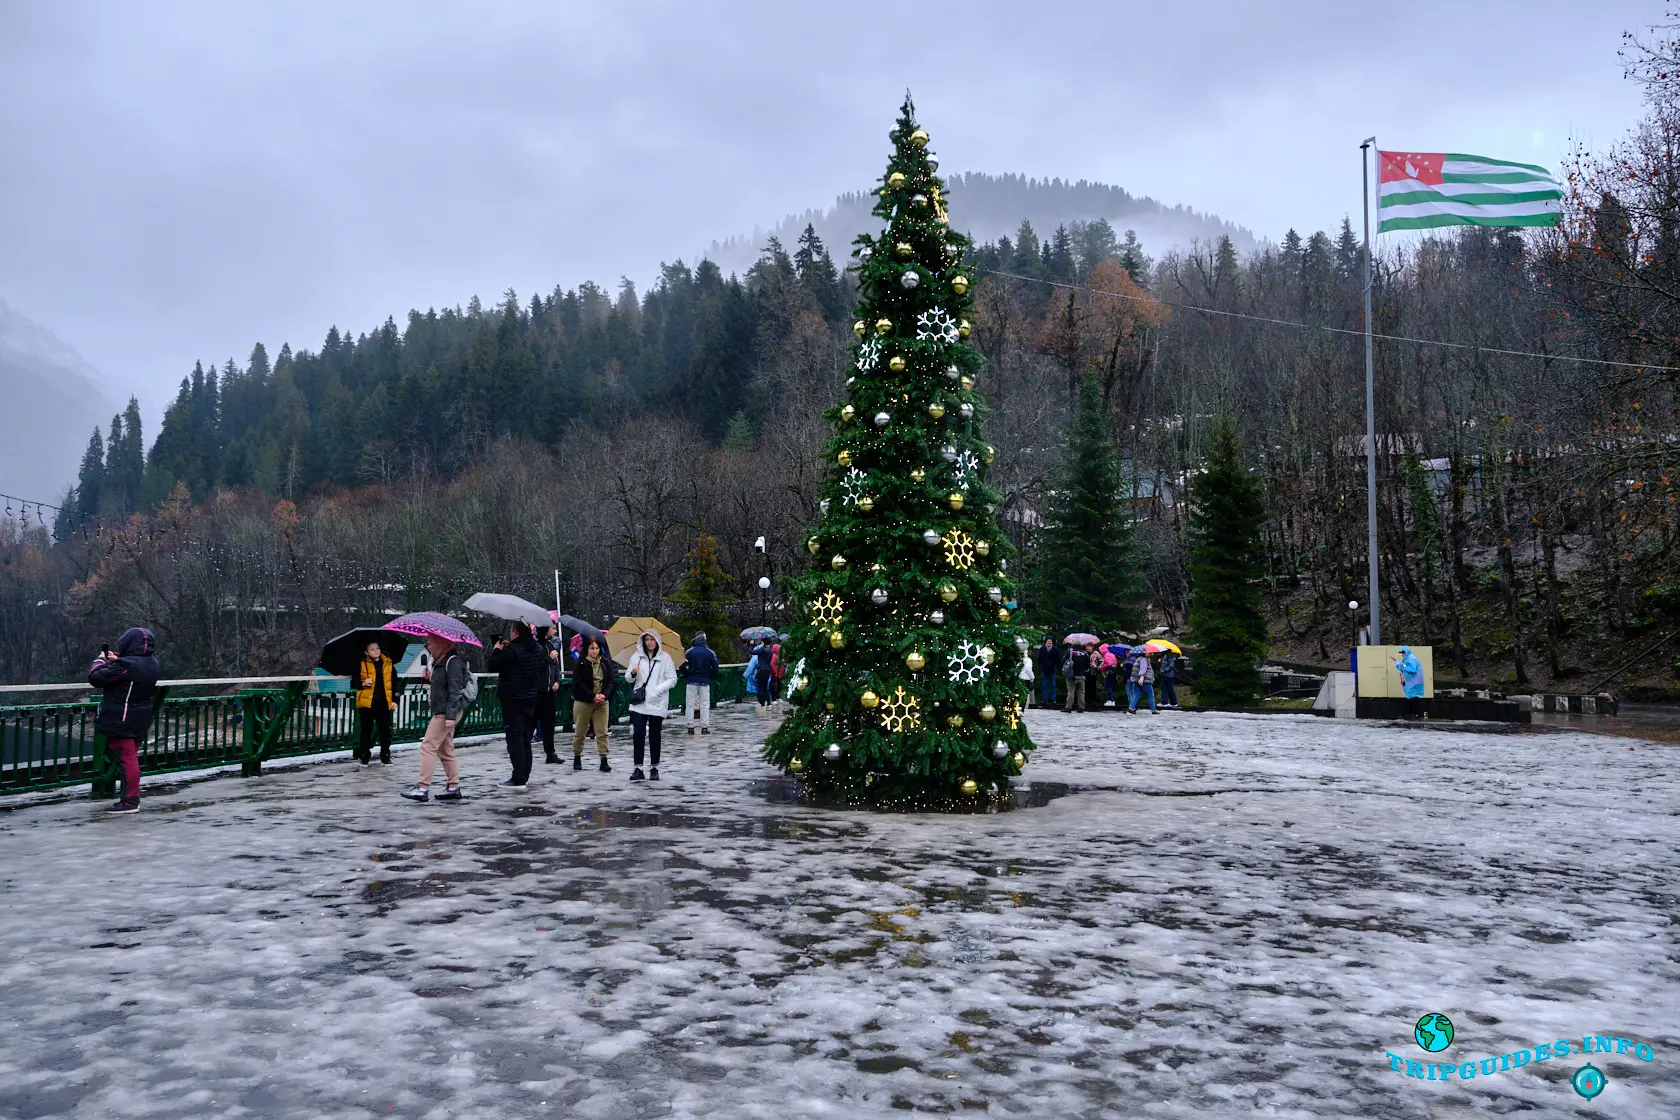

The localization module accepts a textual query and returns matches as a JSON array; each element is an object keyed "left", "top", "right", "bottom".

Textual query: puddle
[
  {"left": 751, "top": 777, "right": 1074, "bottom": 813},
  {"left": 855, "top": 1054, "right": 921, "bottom": 1074}
]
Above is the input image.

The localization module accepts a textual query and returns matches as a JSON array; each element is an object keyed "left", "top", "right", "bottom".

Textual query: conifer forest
[{"left": 2, "top": 40, "right": 1677, "bottom": 696}]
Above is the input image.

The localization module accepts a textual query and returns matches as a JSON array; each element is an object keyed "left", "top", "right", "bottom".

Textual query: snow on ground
[{"left": 0, "top": 705, "right": 1675, "bottom": 1119}]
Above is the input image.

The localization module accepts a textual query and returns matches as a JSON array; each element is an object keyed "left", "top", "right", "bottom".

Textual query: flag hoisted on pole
[
  {"left": 1360, "top": 139, "right": 1380, "bottom": 646},
  {"left": 1377, "top": 151, "right": 1562, "bottom": 232}
]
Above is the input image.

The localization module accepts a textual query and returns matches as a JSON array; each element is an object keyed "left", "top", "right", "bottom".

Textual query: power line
[
  {"left": 0, "top": 492, "right": 61, "bottom": 526},
  {"left": 974, "top": 268, "right": 1680, "bottom": 374}
]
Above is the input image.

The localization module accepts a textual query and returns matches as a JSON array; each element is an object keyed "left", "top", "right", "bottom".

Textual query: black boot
[
  {"left": 545, "top": 752, "right": 561, "bottom": 765},
  {"left": 573, "top": 755, "right": 583, "bottom": 771},
  {"left": 599, "top": 757, "right": 611, "bottom": 773},
  {"left": 379, "top": 750, "right": 392, "bottom": 765}
]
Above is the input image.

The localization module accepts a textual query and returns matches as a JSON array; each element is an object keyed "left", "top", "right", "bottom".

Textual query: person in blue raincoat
[
  {"left": 743, "top": 652, "right": 760, "bottom": 698},
  {"left": 1394, "top": 646, "right": 1425, "bottom": 718}
]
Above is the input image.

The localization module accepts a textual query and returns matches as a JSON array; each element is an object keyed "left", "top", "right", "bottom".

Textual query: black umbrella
[
  {"left": 554, "top": 613, "right": 607, "bottom": 645},
  {"left": 320, "top": 627, "right": 412, "bottom": 676}
]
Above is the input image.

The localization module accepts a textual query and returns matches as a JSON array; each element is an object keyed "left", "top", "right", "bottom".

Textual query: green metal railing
[{"left": 0, "top": 664, "right": 748, "bottom": 798}]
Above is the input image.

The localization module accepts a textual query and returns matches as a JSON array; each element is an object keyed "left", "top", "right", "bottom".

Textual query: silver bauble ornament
[
  {"left": 928, "top": 154, "right": 939, "bottom": 170},
  {"left": 988, "top": 586, "right": 1003, "bottom": 603},
  {"left": 871, "top": 588, "right": 888, "bottom": 606},
  {"left": 873, "top": 411, "right": 890, "bottom": 427},
  {"left": 912, "top": 193, "right": 928, "bottom": 207},
  {"left": 993, "top": 741, "right": 1009, "bottom": 759},
  {"left": 859, "top": 246, "right": 873, "bottom": 260},
  {"left": 824, "top": 743, "right": 842, "bottom": 762},
  {"left": 900, "top": 270, "right": 920, "bottom": 289},
  {"left": 922, "top": 528, "right": 942, "bottom": 546},
  {"left": 946, "top": 364, "right": 961, "bottom": 381},
  {"left": 940, "top": 444, "right": 957, "bottom": 461},
  {"left": 930, "top": 609, "right": 945, "bottom": 625},
  {"left": 960, "top": 402, "right": 974, "bottom": 419},
  {"left": 819, "top": 499, "right": 830, "bottom": 515}
]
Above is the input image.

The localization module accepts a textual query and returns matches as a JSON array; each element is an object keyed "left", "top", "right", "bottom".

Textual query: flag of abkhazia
[{"left": 1378, "top": 151, "right": 1561, "bottom": 232}]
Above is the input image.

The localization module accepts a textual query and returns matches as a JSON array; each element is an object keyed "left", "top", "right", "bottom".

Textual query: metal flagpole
[{"left": 1360, "top": 137, "right": 1381, "bottom": 645}]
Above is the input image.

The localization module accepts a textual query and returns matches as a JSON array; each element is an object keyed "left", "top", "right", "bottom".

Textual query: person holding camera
[
  {"left": 355, "top": 639, "right": 396, "bottom": 765},
  {"left": 487, "top": 621, "right": 547, "bottom": 788},
  {"left": 88, "top": 628, "right": 161, "bottom": 814}
]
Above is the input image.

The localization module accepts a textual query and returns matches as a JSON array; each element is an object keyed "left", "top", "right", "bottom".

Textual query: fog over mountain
[
  {"left": 0, "top": 300, "right": 113, "bottom": 504},
  {"left": 706, "top": 171, "right": 1255, "bottom": 277}
]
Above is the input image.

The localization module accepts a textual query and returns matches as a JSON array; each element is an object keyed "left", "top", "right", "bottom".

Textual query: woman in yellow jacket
[{"left": 356, "top": 640, "right": 396, "bottom": 765}]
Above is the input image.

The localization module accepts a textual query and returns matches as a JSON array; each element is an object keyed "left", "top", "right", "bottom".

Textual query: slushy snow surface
[{"left": 1, "top": 705, "right": 1675, "bottom": 1118}]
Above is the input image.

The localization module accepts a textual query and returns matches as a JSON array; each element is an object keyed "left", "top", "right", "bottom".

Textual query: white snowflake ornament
[
  {"left": 840, "top": 467, "right": 867, "bottom": 505},
  {"left": 948, "top": 640, "right": 992, "bottom": 685},
  {"left": 916, "top": 308, "right": 959, "bottom": 344}
]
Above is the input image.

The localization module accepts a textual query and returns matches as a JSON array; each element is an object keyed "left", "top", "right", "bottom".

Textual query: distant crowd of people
[{"left": 1029, "top": 637, "right": 1181, "bottom": 714}]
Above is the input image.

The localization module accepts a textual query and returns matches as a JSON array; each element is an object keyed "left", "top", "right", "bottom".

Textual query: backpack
[{"left": 452, "top": 654, "right": 479, "bottom": 707}]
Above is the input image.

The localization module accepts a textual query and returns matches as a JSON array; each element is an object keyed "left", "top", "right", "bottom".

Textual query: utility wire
[
  {"left": 0, "top": 492, "right": 62, "bottom": 525},
  {"left": 975, "top": 268, "right": 1680, "bottom": 374}
]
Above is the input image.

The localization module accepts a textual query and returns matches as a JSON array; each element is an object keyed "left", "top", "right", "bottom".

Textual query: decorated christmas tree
[{"left": 764, "top": 96, "right": 1034, "bottom": 806}]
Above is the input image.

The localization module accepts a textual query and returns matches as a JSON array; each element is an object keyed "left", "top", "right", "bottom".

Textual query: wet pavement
[{"left": 0, "top": 704, "right": 1675, "bottom": 1118}]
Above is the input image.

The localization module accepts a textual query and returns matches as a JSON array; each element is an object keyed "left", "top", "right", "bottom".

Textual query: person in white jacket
[{"left": 625, "top": 629, "right": 677, "bottom": 781}]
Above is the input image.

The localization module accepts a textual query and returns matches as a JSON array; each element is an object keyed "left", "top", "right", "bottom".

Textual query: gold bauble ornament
[
  {"left": 947, "top": 714, "right": 964, "bottom": 729},
  {"left": 961, "top": 376, "right": 975, "bottom": 392},
  {"left": 927, "top": 402, "right": 946, "bottom": 420},
  {"left": 888, "top": 356, "right": 907, "bottom": 373},
  {"left": 870, "top": 562, "right": 884, "bottom": 572},
  {"left": 951, "top": 275, "right": 970, "bottom": 295},
  {"left": 910, "top": 468, "right": 926, "bottom": 483},
  {"left": 1011, "top": 751, "right": 1026, "bottom": 769},
  {"left": 959, "top": 778, "right": 979, "bottom": 796},
  {"left": 979, "top": 704, "right": 996, "bottom": 722},
  {"left": 983, "top": 444, "right": 996, "bottom": 464},
  {"left": 831, "top": 554, "right": 848, "bottom": 570},
  {"left": 857, "top": 495, "right": 875, "bottom": 513},
  {"left": 909, "top": 129, "right": 930, "bottom": 149},
  {"left": 905, "top": 650, "right": 927, "bottom": 672},
  {"left": 829, "top": 629, "right": 846, "bottom": 648},
  {"left": 824, "top": 701, "right": 836, "bottom": 712},
  {"left": 980, "top": 646, "right": 995, "bottom": 665},
  {"left": 807, "top": 536, "right": 819, "bottom": 554},
  {"left": 853, "top": 320, "right": 867, "bottom": 338},
  {"left": 789, "top": 758, "right": 804, "bottom": 774},
  {"left": 887, "top": 171, "right": 906, "bottom": 188},
  {"left": 948, "top": 492, "right": 965, "bottom": 510},
  {"left": 975, "top": 540, "right": 991, "bottom": 557},
  {"left": 875, "top": 318, "right": 892, "bottom": 335},
  {"left": 997, "top": 607, "right": 1011, "bottom": 622},
  {"left": 794, "top": 676, "right": 808, "bottom": 691},
  {"left": 895, "top": 241, "right": 914, "bottom": 258},
  {"left": 958, "top": 319, "right": 972, "bottom": 338},
  {"left": 840, "top": 404, "right": 855, "bottom": 422},
  {"left": 837, "top": 449, "right": 852, "bottom": 467},
  {"left": 938, "top": 581, "right": 958, "bottom": 602},
  {"left": 860, "top": 689, "right": 881, "bottom": 709}
]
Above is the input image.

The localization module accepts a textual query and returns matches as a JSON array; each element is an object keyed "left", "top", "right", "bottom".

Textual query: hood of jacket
[
  {"left": 116, "top": 627, "right": 155, "bottom": 657},
  {"left": 1398, "top": 645, "right": 1412, "bottom": 656},
  {"left": 638, "top": 629, "right": 663, "bottom": 658},
  {"left": 690, "top": 634, "right": 709, "bottom": 648}
]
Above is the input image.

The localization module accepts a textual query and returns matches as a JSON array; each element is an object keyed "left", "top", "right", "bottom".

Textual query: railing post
[{"left": 243, "top": 681, "right": 305, "bottom": 777}]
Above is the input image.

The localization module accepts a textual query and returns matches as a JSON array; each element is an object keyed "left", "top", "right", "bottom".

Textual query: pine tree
[
  {"left": 1029, "top": 374, "right": 1145, "bottom": 636},
  {"left": 764, "top": 97, "right": 1033, "bottom": 806},
  {"left": 670, "top": 534, "right": 739, "bottom": 659},
  {"left": 73, "top": 427, "right": 105, "bottom": 525},
  {"left": 1186, "top": 418, "right": 1267, "bottom": 707}
]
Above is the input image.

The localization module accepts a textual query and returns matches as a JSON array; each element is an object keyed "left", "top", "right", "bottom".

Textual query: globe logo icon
[
  {"left": 1572, "top": 1064, "right": 1607, "bottom": 1100},
  {"left": 1414, "top": 1013, "right": 1455, "bottom": 1053}
]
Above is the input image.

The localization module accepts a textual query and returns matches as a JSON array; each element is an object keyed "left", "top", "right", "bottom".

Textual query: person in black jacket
[
  {"left": 88, "top": 627, "right": 161, "bottom": 814},
  {"left": 487, "top": 621, "right": 547, "bottom": 788},
  {"left": 534, "top": 625, "right": 565, "bottom": 764},
  {"left": 1063, "top": 643, "right": 1091, "bottom": 713},
  {"left": 1034, "top": 638, "right": 1061, "bottom": 708},
  {"left": 570, "top": 636, "right": 620, "bottom": 771}
]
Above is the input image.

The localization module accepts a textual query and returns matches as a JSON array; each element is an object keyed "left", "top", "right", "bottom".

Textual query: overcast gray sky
[{"left": 0, "top": 0, "right": 1656, "bottom": 419}]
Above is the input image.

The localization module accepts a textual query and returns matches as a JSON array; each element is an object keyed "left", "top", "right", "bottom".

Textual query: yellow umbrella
[
  {"left": 605, "top": 616, "right": 687, "bottom": 669},
  {"left": 1143, "top": 639, "right": 1183, "bottom": 655}
]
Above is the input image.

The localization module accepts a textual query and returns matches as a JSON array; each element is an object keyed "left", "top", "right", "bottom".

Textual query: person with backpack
[
  {"left": 488, "top": 621, "right": 547, "bottom": 789},
  {"left": 682, "top": 631, "right": 720, "bottom": 735},
  {"left": 1062, "top": 642, "right": 1089, "bottom": 713},
  {"left": 570, "top": 636, "right": 619, "bottom": 771},
  {"left": 1129, "top": 650, "right": 1158, "bottom": 714},
  {"left": 88, "top": 627, "right": 162, "bottom": 814},
  {"left": 625, "top": 629, "right": 678, "bottom": 781},
  {"left": 404, "top": 633, "right": 471, "bottom": 802}
]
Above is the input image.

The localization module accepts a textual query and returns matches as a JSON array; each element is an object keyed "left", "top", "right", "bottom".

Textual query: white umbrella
[{"left": 463, "top": 592, "right": 553, "bottom": 628}]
